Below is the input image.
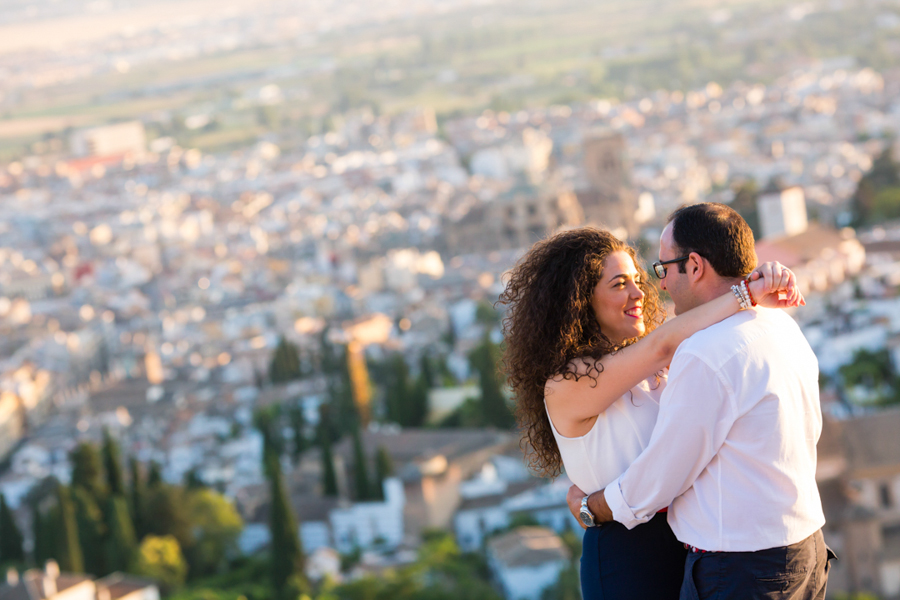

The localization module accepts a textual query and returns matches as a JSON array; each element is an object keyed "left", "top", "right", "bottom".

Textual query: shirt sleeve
[{"left": 604, "top": 350, "right": 736, "bottom": 529}]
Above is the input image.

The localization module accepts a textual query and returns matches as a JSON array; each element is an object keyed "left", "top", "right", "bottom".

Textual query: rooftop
[{"left": 487, "top": 526, "right": 570, "bottom": 569}]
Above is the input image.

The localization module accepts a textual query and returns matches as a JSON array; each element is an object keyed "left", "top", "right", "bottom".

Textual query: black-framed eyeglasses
[{"left": 652, "top": 256, "right": 691, "bottom": 279}]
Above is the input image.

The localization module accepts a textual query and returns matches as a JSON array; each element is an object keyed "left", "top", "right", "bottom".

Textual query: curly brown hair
[{"left": 498, "top": 227, "right": 665, "bottom": 478}]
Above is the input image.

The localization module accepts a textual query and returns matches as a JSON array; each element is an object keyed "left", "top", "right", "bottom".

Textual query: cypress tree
[
  {"left": 268, "top": 459, "right": 305, "bottom": 598},
  {"left": 143, "top": 486, "right": 193, "bottom": 553},
  {"left": 318, "top": 329, "right": 337, "bottom": 375},
  {"left": 318, "top": 419, "right": 338, "bottom": 498},
  {"left": 408, "top": 374, "right": 429, "bottom": 428},
  {"left": 32, "top": 506, "right": 50, "bottom": 566},
  {"left": 184, "top": 468, "right": 205, "bottom": 490},
  {"left": 70, "top": 443, "right": 106, "bottom": 502},
  {"left": 128, "top": 457, "right": 146, "bottom": 539},
  {"left": 103, "top": 496, "right": 137, "bottom": 574},
  {"left": 419, "top": 354, "right": 435, "bottom": 388},
  {"left": 374, "top": 446, "right": 394, "bottom": 501},
  {"left": 385, "top": 354, "right": 411, "bottom": 426},
  {"left": 147, "top": 462, "right": 163, "bottom": 488},
  {"left": 72, "top": 488, "right": 106, "bottom": 575},
  {"left": 269, "top": 336, "right": 302, "bottom": 384},
  {"left": 55, "top": 486, "right": 85, "bottom": 573},
  {"left": 102, "top": 429, "right": 125, "bottom": 496},
  {"left": 469, "top": 335, "right": 515, "bottom": 429},
  {"left": 254, "top": 406, "right": 284, "bottom": 480},
  {"left": 0, "top": 493, "right": 24, "bottom": 564},
  {"left": 337, "top": 345, "right": 356, "bottom": 416},
  {"left": 288, "top": 404, "right": 308, "bottom": 460},
  {"left": 350, "top": 424, "right": 371, "bottom": 501}
]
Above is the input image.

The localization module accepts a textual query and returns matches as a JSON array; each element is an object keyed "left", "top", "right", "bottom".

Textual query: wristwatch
[{"left": 579, "top": 495, "right": 596, "bottom": 528}]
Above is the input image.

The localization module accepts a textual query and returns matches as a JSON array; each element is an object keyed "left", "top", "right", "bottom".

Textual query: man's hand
[{"left": 567, "top": 484, "right": 588, "bottom": 529}]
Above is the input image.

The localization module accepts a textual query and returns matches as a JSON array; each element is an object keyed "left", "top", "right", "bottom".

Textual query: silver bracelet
[
  {"left": 731, "top": 284, "right": 749, "bottom": 309},
  {"left": 738, "top": 280, "right": 753, "bottom": 308}
]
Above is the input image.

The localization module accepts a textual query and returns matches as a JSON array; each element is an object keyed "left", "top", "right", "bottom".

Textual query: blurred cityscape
[{"left": 2, "top": 0, "right": 900, "bottom": 599}]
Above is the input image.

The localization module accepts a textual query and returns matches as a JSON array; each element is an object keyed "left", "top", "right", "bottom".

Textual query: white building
[
  {"left": 70, "top": 122, "right": 146, "bottom": 158},
  {"left": 0, "top": 562, "right": 159, "bottom": 600},
  {"left": 758, "top": 186, "right": 808, "bottom": 239},
  {"left": 486, "top": 527, "right": 570, "bottom": 600},
  {"left": 454, "top": 474, "right": 577, "bottom": 552},
  {"left": 329, "top": 478, "right": 405, "bottom": 553}
]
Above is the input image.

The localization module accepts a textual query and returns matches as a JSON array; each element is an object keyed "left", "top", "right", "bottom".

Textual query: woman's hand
[{"left": 747, "top": 262, "right": 806, "bottom": 309}]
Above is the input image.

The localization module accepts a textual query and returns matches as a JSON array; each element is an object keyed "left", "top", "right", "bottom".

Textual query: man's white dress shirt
[{"left": 604, "top": 308, "right": 826, "bottom": 552}]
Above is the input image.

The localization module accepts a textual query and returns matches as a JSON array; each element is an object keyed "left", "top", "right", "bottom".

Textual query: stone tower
[{"left": 578, "top": 130, "right": 639, "bottom": 238}]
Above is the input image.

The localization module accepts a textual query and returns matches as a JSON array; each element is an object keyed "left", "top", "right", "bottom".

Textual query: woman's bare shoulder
[{"left": 545, "top": 356, "right": 602, "bottom": 391}]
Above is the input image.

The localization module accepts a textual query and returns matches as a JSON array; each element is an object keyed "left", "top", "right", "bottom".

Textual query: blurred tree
[
  {"left": 133, "top": 535, "right": 188, "bottom": 593},
  {"left": 54, "top": 485, "right": 84, "bottom": 573},
  {"left": 128, "top": 457, "right": 147, "bottom": 539},
  {"left": 385, "top": 354, "right": 412, "bottom": 426},
  {"left": 183, "top": 469, "right": 206, "bottom": 491},
  {"left": 70, "top": 443, "right": 106, "bottom": 503},
  {"left": 185, "top": 489, "right": 243, "bottom": 577},
  {"left": 475, "top": 300, "right": 501, "bottom": 326},
  {"left": 72, "top": 487, "right": 106, "bottom": 575},
  {"left": 318, "top": 416, "right": 339, "bottom": 498},
  {"left": 540, "top": 562, "right": 581, "bottom": 600},
  {"left": 469, "top": 335, "right": 515, "bottom": 429},
  {"left": 419, "top": 354, "right": 436, "bottom": 389},
  {"left": 147, "top": 461, "right": 163, "bottom": 488},
  {"left": 288, "top": 403, "right": 308, "bottom": 461},
  {"left": 410, "top": 370, "right": 430, "bottom": 428},
  {"left": 0, "top": 493, "right": 24, "bottom": 564},
  {"left": 32, "top": 506, "right": 52, "bottom": 567},
  {"left": 852, "top": 148, "right": 900, "bottom": 225},
  {"left": 103, "top": 495, "right": 138, "bottom": 574},
  {"left": 267, "top": 457, "right": 306, "bottom": 599},
  {"left": 253, "top": 405, "right": 285, "bottom": 479},
  {"left": 144, "top": 485, "right": 193, "bottom": 553},
  {"left": 333, "top": 531, "right": 501, "bottom": 600},
  {"left": 374, "top": 446, "right": 394, "bottom": 501},
  {"left": 328, "top": 345, "right": 359, "bottom": 437},
  {"left": 102, "top": 429, "right": 125, "bottom": 496},
  {"left": 350, "top": 424, "right": 372, "bottom": 501},
  {"left": 269, "top": 336, "right": 302, "bottom": 384},
  {"left": 839, "top": 348, "right": 900, "bottom": 405}
]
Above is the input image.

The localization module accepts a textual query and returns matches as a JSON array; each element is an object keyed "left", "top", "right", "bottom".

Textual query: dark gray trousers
[{"left": 679, "top": 529, "right": 836, "bottom": 600}]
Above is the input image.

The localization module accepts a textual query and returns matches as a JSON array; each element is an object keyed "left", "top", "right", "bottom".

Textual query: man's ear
[{"left": 686, "top": 252, "right": 705, "bottom": 283}]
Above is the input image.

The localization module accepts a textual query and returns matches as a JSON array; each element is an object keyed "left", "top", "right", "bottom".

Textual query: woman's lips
[{"left": 625, "top": 307, "right": 642, "bottom": 319}]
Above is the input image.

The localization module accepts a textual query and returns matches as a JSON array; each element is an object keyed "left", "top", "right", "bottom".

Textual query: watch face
[{"left": 579, "top": 508, "right": 594, "bottom": 527}]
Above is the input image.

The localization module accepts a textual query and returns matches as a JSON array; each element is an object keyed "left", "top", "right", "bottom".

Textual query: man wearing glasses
[{"left": 569, "top": 203, "right": 834, "bottom": 599}]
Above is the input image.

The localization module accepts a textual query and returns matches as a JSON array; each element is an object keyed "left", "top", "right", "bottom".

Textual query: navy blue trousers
[
  {"left": 679, "top": 529, "right": 834, "bottom": 600},
  {"left": 581, "top": 511, "right": 687, "bottom": 600}
]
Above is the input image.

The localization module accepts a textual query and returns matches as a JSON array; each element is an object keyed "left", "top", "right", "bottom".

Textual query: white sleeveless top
[{"left": 546, "top": 374, "right": 666, "bottom": 494}]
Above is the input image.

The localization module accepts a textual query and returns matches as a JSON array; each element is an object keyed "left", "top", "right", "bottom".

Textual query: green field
[{"left": 2, "top": 0, "right": 899, "bottom": 158}]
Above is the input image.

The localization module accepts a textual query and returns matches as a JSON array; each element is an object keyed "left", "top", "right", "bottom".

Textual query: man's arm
[
  {"left": 566, "top": 485, "right": 612, "bottom": 527},
  {"left": 598, "top": 351, "right": 735, "bottom": 529}
]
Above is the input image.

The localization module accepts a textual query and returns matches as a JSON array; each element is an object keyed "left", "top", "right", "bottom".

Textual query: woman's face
[{"left": 591, "top": 250, "right": 646, "bottom": 343}]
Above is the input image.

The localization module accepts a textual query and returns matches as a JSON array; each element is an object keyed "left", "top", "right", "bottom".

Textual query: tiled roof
[
  {"left": 487, "top": 526, "right": 570, "bottom": 568},
  {"left": 841, "top": 407, "right": 900, "bottom": 476},
  {"left": 333, "top": 428, "right": 516, "bottom": 467},
  {"left": 456, "top": 480, "right": 545, "bottom": 512},
  {"left": 755, "top": 224, "right": 853, "bottom": 267},
  {"left": 95, "top": 573, "right": 157, "bottom": 600},
  {"left": 0, "top": 571, "right": 92, "bottom": 600}
]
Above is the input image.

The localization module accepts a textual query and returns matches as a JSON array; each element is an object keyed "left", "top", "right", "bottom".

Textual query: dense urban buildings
[{"left": 4, "top": 1, "right": 900, "bottom": 598}]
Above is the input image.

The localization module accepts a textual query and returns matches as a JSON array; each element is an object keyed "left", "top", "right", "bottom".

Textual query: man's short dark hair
[{"left": 667, "top": 203, "right": 757, "bottom": 278}]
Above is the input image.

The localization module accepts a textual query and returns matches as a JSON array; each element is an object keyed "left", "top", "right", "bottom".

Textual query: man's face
[{"left": 658, "top": 223, "right": 695, "bottom": 316}]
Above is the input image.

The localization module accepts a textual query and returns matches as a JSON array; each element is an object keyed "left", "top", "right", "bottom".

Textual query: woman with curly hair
[{"left": 498, "top": 227, "right": 801, "bottom": 599}]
